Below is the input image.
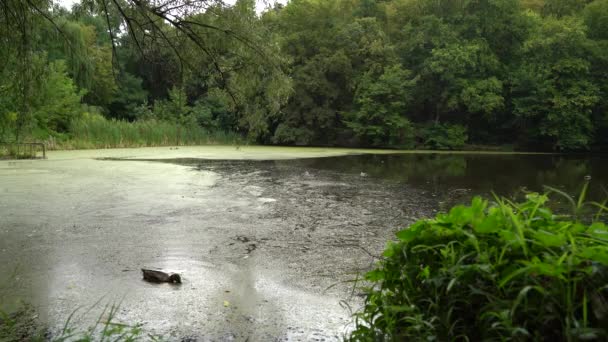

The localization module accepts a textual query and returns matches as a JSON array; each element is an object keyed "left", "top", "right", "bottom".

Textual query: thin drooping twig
[
  {"left": 109, "top": 0, "right": 145, "bottom": 58},
  {"left": 135, "top": 2, "right": 240, "bottom": 107},
  {"left": 6, "top": 0, "right": 278, "bottom": 111},
  {"left": 100, "top": 0, "right": 119, "bottom": 78},
  {"left": 117, "top": 0, "right": 187, "bottom": 81},
  {"left": 24, "top": 0, "right": 74, "bottom": 50}
]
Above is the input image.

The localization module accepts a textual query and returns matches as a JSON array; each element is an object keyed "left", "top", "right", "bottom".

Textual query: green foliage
[
  {"left": 109, "top": 73, "right": 148, "bottom": 121},
  {"left": 460, "top": 77, "right": 504, "bottom": 118},
  {"left": 268, "top": 5, "right": 398, "bottom": 145},
  {"left": 176, "top": 0, "right": 292, "bottom": 143},
  {"left": 33, "top": 60, "right": 85, "bottom": 133},
  {"left": 347, "top": 65, "right": 417, "bottom": 147},
  {"left": 0, "top": 112, "right": 18, "bottom": 141},
  {"left": 53, "top": 303, "right": 147, "bottom": 341},
  {"left": 0, "top": 143, "right": 43, "bottom": 159},
  {"left": 149, "top": 87, "right": 237, "bottom": 135},
  {"left": 1, "top": 302, "right": 150, "bottom": 341},
  {"left": 3, "top": 0, "right": 608, "bottom": 151},
  {"left": 64, "top": 113, "right": 240, "bottom": 148},
  {"left": 421, "top": 123, "right": 468, "bottom": 150},
  {"left": 0, "top": 305, "right": 40, "bottom": 341},
  {"left": 511, "top": 15, "right": 600, "bottom": 150},
  {"left": 421, "top": 41, "right": 502, "bottom": 121},
  {"left": 584, "top": 0, "right": 608, "bottom": 40},
  {"left": 54, "top": 19, "right": 94, "bottom": 90},
  {"left": 152, "top": 86, "right": 191, "bottom": 123},
  {"left": 0, "top": 51, "right": 84, "bottom": 140},
  {"left": 85, "top": 44, "right": 117, "bottom": 108},
  {"left": 543, "top": 0, "right": 589, "bottom": 17},
  {"left": 66, "top": 113, "right": 240, "bottom": 149},
  {"left": 350, "top": 191, "right": 608, "bottom": 341},
  {"left": 191, "top": 96, "right": 235, "bottom": 132}
]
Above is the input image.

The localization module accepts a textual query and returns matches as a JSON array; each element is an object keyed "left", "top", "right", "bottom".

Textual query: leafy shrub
[
  {"left": 350, "top": 189, "right": 608, "bottom": 341},
  {"left": 191, "top": 97, "right": 235, "bottom": 132},
  {"left": 272, "top": 123, "right": 315, "bottom": 145},
  {"left": 422, "top": 123, "right": 468, "bottom": 150},
  {"left": 32, "top": 60, "right": 86, "bottom": 133},
  {"left": 0, "top": 111, "right": 18, "bottom": 141},
  {"left": 108, "top": 73, "right": 148, "bottom": 121},
  {"left": 131, "top": 102, "right": 154, "bottom": 121}
]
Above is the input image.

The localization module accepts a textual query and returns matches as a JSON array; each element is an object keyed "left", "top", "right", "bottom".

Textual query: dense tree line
[{"left": 1, "top": 0, "right": 607, "bottom": 151}]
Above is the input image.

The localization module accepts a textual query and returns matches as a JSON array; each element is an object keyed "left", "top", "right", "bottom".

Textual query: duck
[{"left": 141, "top": 269, "right": 182, "bottom": 284}]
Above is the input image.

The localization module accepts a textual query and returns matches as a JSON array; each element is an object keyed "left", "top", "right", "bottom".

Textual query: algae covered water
[{"left": 0, "top": 147, "right": 606, "bottom": 340}]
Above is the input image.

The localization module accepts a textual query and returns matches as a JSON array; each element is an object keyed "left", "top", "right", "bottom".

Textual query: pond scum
[{"left": 2, "top": 183, "right": 607, "bottom": 341}]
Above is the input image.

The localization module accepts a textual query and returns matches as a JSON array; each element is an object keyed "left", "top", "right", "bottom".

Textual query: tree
[
  {"left": 583, "top": 0, "right": 608, "bottom": 148},
  {"left": 419, "top": 41, "right": 503, "bottom": 123},
  {"left": 542, "top": 0, "right": 590, "bottom": 17},
  {"left": 511, "top": 15, "right": 599, "bottom": 150},
  {"left": 1, "top": 0, "right": 607, "bottom": 151},
  {"left": 108, "top": 73, "right": 148, "bottom": 120},
  {"left": 32, "top": 60, "right": 85, "bottom": 132},
  {"left": 347, "top": 65, "right": 417, "bottom": 147}
]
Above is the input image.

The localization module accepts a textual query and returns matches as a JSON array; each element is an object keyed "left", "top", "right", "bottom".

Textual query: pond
[
  {"left": 0, "top": 147, "right": 606, "bottom": 340},
  {"left": 289, "top": 152, "right": 608, "bottom": 201}
]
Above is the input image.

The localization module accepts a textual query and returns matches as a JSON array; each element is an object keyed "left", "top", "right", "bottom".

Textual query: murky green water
[
  {"left": 285, "top": 153, "right": 608, "bottom": 201},
  {"left": 1, "top": 148, "right": 606, "bottom": 340}
]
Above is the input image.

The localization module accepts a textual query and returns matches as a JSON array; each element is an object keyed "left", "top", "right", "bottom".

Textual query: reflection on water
[{"left": 281, "top": 153, "right": 608, "bottom": 201}]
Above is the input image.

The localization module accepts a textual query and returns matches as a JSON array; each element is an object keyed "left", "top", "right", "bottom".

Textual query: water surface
[
  {"left": 0, "top": 149, "right": 606, "bottom": 340},
  {"left": 288, "top": 153, "right": 608, "bottom": 201}
]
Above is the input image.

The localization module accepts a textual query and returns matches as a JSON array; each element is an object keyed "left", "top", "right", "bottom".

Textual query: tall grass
[
  {"left": 1, "top": 301, "right": 154, "bottom": 341},
  {"left": 57, "top": 115, "right": 241, "bottom": 150},
  {"left": 0, "top": 143, "right": 42, "bottom": 159},
  {"left": 51, "top": 302, "right": 149, "bottom": 342}
]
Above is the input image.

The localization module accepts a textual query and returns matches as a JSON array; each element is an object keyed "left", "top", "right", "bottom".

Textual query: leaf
[
  {"left": 396, "top": 221, "right": 425, "bottom": 242},
  {"left": 383, "top": 241, "right": 399, "bottom": 258},
  {"left": 523, "top": 258, "right": 567, "bottom": 278},
  {"left": 223, "top": 301, "right": 230, "bottom": 307},
  {"left": 535, "top": 207, "right": 553, "bottom": 219},
  {"left": 586, "top": 222, "right": 608, "bottom": 241},
  {"left": 447, "top": 277, "right": 458, "bottom": 293},
  {"left": 447, "top": 205, "right": 473, "bottom": 226},
  {"left": 579, "top": 247, "right": 608, "bottom": 265},
  {"left": 386, "top": 305, "right": 415, "bottom": 313},
  {"left": 532, "top": 229, "right": 566, "bottom": 247},
  {"left": 418, "top": 265, "right": 431, "bottom": 280},
  {"left": 365, "top": 269, "right": 385, "bottom": 281},
  {"left": 499, "top": 266, "right": 532, "bottom": 288},
  {"left": 499, "top": 229, "right": 517, "bottom": 245},
  {"left": 510, "top": 285, "right": 546, "bottom": 318},
  {"left": 475, "top": 213, "right": 502, "bottom": 233}
]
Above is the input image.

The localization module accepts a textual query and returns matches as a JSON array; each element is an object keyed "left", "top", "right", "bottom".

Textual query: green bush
[
  {"left": 422, "top": 123, "right": 468, "bottom": 150},
  {"left": 350, "top": 190, "right": 608, "bottom": 341},
  {"left": 191, "top": 97, "right": 236, "bottom": 132}
]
